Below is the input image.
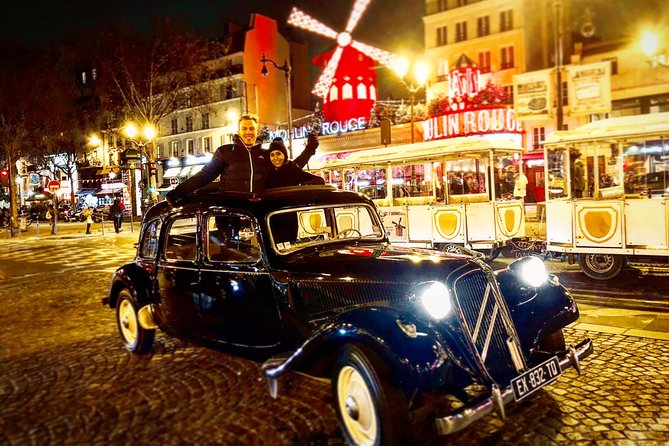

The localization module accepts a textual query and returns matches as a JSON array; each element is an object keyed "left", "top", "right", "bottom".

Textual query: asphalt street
[{"left": 0, "top": 222, "right": 668, "bottom": 445}]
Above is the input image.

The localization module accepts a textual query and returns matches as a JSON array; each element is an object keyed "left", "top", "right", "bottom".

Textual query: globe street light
[
  {"left": 640, "top": 30, "right": 668, "bottom": 68},
  {"left": 393, "top": 56, "right": 429, "bottom": 144},
  {"left": 123, "top": 121, "right": 157, "bottom": 214},
  {"left": 260, "top": 52, "right": 293, "bottom": 158}
]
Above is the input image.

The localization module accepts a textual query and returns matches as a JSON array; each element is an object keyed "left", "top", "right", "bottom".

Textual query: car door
[
  {"left": 155, "top": 213, "right": 203, "bottom": 338},
  {"left": 198, "top": 210, "right": 283, "bottom": 348}
]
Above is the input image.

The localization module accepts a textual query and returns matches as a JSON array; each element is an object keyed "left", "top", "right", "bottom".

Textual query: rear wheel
[
  {"left": 116, "top": 289, "right": 155, "bottom": 354},
  {"left": 578, "top": 253, "right": 625, "bottom": 280},
  {"left": 332, "top": 344, "right": 408, "bottom": 446}
]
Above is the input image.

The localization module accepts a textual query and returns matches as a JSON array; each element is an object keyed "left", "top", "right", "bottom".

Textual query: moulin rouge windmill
[{"left": 287, "top": 0, "right": 396, "bottom": 123}]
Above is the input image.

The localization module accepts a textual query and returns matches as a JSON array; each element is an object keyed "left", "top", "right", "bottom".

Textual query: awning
[
  {"left": 190, "top": 165, "right": 204, "bottom": 175},
  {"left": 162, "top": 167, "right": 182, "bottom": 178},
  {"left": 76, "top": 189, "right": 98, "bottom": 196},
  {"left": 157, "top": 182, "right": 176, "bottom": 192},
  {"left": 179, "top": 166, "right": 192, "bottom": 177},
  {"left": 95, "top": 189, "right": 117, "bottom": 196}
]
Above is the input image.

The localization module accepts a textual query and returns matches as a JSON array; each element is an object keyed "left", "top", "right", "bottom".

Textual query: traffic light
[{"left": 0, "top": 168, "right": 8, "bottom": 187}]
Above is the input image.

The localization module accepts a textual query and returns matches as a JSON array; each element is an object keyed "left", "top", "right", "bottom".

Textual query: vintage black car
[{"left": 104, "top": 186, "right": 593, "bottom": 445}]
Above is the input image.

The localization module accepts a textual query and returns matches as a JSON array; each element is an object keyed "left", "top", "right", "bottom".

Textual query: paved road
[{"left": 1, "top": 234, "right": 668, "bottom": 445}]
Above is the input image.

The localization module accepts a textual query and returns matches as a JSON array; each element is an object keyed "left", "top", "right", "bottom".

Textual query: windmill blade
[
  {"left": 312, "top": 46, "right": 344, "bottom": 99},
  {"left": 350, "top": 40, "right": 396, "bottom": 69},
  {"left": 345, "top": 0, "right": 372, "bottom": 33},
  {"left": 287, "top": 7, "right": 338, "bottom": 40}
]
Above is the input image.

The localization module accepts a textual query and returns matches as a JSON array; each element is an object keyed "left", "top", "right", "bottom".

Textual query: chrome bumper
[{"left": 435, "top": 338, "right": 593, "bottom": 435}]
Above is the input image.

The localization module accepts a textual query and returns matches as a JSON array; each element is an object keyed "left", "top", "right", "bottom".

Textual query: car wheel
[
  {"left": 441, "top": 244, "right": 464, "bottom": 255},
  {"left": 578, "top": 253, "right": 625, "bottom": 280},
  {"left": 332, "top": 344, "right": 408, "bottom": 446},
  {"left": 116, "top": 289, "right": 155, "bottom": 354}
]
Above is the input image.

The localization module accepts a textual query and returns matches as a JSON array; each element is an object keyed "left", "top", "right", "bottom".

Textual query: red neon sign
[{"left": 422, "top": 108, "right": 523, "bottom": 141}]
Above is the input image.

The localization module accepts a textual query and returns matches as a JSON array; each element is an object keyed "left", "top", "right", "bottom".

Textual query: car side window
[
  {"left": 206, "top": 213, "right": 259, "bottom": 263},
  {"left": 140, "top": 219, "right": 162, "bottom": 259},
  {"left": 164, "top": 216, "right": 198, "bottom": 261}
]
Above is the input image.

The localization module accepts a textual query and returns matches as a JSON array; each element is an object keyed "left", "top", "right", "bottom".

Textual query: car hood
[{"left": 276, "top": 243, "right": 477, "bottom": 281}]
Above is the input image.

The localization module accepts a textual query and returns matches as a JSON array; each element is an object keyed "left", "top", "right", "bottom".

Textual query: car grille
[
  {"left": 296, "top": 280, "right": 410, "bottom": 321},
  {"left": 452, "top": 270, "right": 519, "bottom": 385}
]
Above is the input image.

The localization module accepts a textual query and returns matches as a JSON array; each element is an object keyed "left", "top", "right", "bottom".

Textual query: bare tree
[{"left": 0, "top": 45, "right": 59, "bottom": 236}]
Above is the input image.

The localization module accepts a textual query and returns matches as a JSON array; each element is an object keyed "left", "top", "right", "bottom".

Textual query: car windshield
[{"left": 268, "top": 203, "right": 385, "bottom": 254}]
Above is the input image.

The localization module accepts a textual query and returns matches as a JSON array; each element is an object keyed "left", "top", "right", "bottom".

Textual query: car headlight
[
  {"left": 420, "top": 281, "right": 452, "bottom": 319},
  {"left": 510, "top": 256, "right": 548, "bottom": 287}
]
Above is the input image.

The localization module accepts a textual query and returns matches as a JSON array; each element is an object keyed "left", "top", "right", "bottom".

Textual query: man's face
[
  {"left": 238, "top": 119, "right": 258, "bottom": 146},
  {"left": 269, "top": 150, "right": 286, "bottom": 168}
]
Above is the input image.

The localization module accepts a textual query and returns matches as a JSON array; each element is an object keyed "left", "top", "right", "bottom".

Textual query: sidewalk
[{"left": 571, "top": 303, "right": 669, "bottom": 341}]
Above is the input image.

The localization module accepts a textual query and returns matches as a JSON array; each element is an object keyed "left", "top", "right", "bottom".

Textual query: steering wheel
[{"left": 337, "top": 228, "right": 362, "bottom": 239}]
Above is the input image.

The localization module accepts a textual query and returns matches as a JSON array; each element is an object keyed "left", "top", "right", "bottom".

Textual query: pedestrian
[
  {"left": 265, "top": 137, "right": 324, "bottom": 189},
  {"left": 513, "top": 165, "right": 528, "bottom": 202},
  {"left": 83, "top": 205, "right": 93, "bottom": 234},
  {"left": 166, "top": 113, "right": 269, "bottom": 205},
  {"left": 110, "top": 198, "right": 123, "bottom": 233},
  {"left": 573, "top": 158, "right": 585, "bottom": 198},
  {"left": 449, "top": 172, "right": 469, "bottom": 195}
]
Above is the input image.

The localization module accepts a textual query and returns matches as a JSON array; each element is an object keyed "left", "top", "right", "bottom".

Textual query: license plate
[{"left": 511, "top": 356, "right": 561, "bottom": 401}]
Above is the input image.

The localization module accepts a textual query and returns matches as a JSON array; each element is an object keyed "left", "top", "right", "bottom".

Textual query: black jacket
[
  {"left": 266, "top": 161, "right": 325, "bottom": 189},
  {"left": 170, "top": 135, "right": 269, "bottom": 199}
]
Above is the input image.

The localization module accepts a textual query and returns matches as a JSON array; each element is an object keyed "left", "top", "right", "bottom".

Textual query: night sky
[{"left": 6, "top": 1, "right": 666, "bottom": 56}]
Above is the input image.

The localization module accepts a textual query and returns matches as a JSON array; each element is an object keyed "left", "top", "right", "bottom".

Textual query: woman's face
[{"left": 270, "top": 150, "right": 286, "bottom": 168}]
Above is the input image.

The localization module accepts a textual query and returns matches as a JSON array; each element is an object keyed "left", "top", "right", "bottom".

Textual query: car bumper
[{"left": 435, "top": 337, "right": 593, "bottom": 435}]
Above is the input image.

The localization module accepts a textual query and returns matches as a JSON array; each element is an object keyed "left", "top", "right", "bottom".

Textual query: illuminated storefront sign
[
  {"left": 423, "top": 108, "right": 523, "bottom": 141},
  {"left": 270, "top": 117, "right": 367, "bottom": 140}
]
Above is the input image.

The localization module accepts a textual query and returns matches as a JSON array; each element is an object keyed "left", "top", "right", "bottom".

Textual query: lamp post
[
  {"left": 640, "top": 30, "right": 669, "bottom": 69},
  {"left": 554, "top": 0, "right": 565, "bottom": 131},
  {"left": 123, "top": 121, "right": 157, "bottom": 215},
  {"left": 393, "top": 57, "right": 429, "bottom": 144},
  {"left": 260, "top": 52, "right": 293, "bottom": 158}
]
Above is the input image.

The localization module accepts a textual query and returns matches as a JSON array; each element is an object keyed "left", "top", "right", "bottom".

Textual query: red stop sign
[{"left": 47, "top": 180, "right": 61, "bottom": 192}]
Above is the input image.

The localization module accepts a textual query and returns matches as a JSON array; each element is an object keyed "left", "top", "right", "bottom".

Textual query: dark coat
[
  {"left": 266, "top": 161, "right": 325, "bottom": 189},
  {"left": 170, "top": 135, "right": 269, "bottom": 199}
]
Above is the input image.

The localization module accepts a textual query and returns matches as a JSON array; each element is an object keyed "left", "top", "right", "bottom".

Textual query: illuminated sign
[
  {"left": 423, "top": 108, "right": 523, "bottom": 141},
  {"left": 449, "top": 67, "right": 481, "bottom": 109},
  {"left": 270, "top": 117, "right": 367, "bottom": 140}
]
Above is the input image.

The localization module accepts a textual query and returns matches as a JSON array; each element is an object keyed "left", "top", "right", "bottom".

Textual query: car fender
[
  {"left": 105, "top": 264, "right": 153, "bottom": 310},
  {"left": 496, "top": 269, "right": 579, "bottom": 353},
  {"left": 264, "top": 306, "right": 454, "bottom": 392}
]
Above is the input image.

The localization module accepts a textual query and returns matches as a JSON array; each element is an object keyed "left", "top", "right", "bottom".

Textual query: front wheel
[
  {"left": 578, "top": 253, "right": 625, "bottom": 280},
  {"left": 332, "top": 344, "right": 408, "bottom": 446},
  {"left": 116, "top": 289, "right": 155, "bottom": 354}
]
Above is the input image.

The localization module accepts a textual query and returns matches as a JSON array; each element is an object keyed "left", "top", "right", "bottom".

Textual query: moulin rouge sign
[{"left": 422, "top": 65, "right": 523, "bottom": 141}]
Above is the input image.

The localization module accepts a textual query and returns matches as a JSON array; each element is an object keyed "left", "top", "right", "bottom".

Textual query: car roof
[{"left": 145, "top": 186, "right": 375, "bottom": 221}]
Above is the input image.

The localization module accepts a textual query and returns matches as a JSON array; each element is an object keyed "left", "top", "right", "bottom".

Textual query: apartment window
[
  {"left": 478, "top": 51, "right": 491, "bottom": 73},
  {"left": 457, "top": 0, "right": 468, "bottom": 5},
  {"left": 500, "top": 10, "right": 513, "bottom": 32},
  {"left": 532, "top": 127, "right": 546, "bottom": 151},
  {"left": 203, "top": 137, "right": 212, "bottom": 153},
  {"left": 171, "top": 119, "right": 178, "bottom": 135},
  {"left": 455, "top": 21, "right": 467, "bottom": 42},
  {"left": 171, "top": 141, "right": 180, "bottom": 157},
  {"left": 202, "top": 112, "right": 210, "bottom": 130},
  {"left": 477, "top": 16, "right": 490, "bottom": 37},
  {"left": 501, "top": 46, "right": 515, "bottom": 69},
  {"left": 504, "top": 85, "right": 514, "bottom": 104},
  {"left": 437, "top": 60, "right": 449, "bottom": 82},
  {"left": 438, "top": 0, "right": 447, "bottom": 12},
  {"left": 185, "top": 116, "right": 193, "bottom": 132},
  {"left": 186, "top": 139, "right": 194, "bottom": 155},
  {"left": 436, "top": 26, "right": 448, "bottom": 46}
]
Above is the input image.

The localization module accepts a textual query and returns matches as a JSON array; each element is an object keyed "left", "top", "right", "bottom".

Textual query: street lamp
[
  {"left": 554, "top": 0, "right": 565, "bottom": 131},
  {"left": 393, "top": 56, "right": 429, "bottom": 144},
  {"left": 123, "top": 121, "right": 157, "bottom": 214},
  {"left": 640, "top": 30, "right": 668, "bottom": 68},
  {"left": 260, "top": 52, "right": 293, "bottom": 158}
]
